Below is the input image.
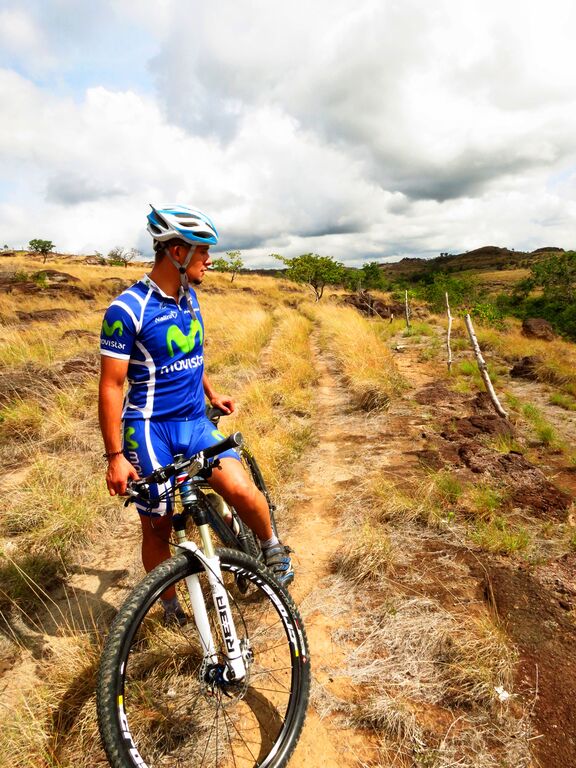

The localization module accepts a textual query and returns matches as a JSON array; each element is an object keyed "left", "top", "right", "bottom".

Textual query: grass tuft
[
  {"left": 334, "top": 522, "right": 395, "bottom": 583},
  {"left": 471, "top": 517, "right": 531, "bottom": 554}
]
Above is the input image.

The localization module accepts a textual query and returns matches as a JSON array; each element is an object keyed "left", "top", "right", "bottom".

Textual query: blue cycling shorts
[{"left": 122, "top": 417, "right": 240, "bottom": 516}]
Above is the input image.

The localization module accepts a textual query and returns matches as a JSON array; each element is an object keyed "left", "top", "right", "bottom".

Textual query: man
[{"left": 99, "top": 205, "right": 293, "bottom": 622}]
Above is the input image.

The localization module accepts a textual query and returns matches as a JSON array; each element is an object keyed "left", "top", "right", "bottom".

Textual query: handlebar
[
  {"left": 125, "top": 431, "right": 244, "bottom": 501},
  {"left": 203, "top": 431, "right": 243, "bottom": 459}
]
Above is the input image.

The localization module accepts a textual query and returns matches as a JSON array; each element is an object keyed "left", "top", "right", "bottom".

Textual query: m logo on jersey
[
  {"left": 102, "top": 319, "right": 124, "bottom": 337},
  {"left": 166, "top": 319, "right": 203, "bottom": 357}
]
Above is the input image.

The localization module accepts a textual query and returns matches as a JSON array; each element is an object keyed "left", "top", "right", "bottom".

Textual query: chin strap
[{"left": 165, "top": 245, "right": 198, "bottom": 322}]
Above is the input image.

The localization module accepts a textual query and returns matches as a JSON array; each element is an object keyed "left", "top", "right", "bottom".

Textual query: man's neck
[{"left": 147, "top": 261, "right": 181, "bottom": 302}]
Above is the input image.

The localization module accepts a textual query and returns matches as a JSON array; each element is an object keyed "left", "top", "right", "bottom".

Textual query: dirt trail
[{"left": 288, "top": 337, "right": 379, "bottom": 766}]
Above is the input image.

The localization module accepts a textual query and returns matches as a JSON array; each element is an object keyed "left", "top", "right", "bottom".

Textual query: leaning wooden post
[
  {"left": 404, "top": 290, "right": 411, "bottom": 329},
  {"left": 464, "top": 313, "right": 508, "bottom": 418},
  {"left": 445, "top": 292, "right": 453, "bottom": 373}
]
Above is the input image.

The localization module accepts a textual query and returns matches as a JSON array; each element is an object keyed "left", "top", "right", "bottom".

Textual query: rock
[
  {"left": 0, "top": 365, "right": 59, "bottom": 405},
  {"left": 510, "top": 356, "right": 539, "bottom": 380},
  {"left": 44, "top": 284, "right": 95, "bottom": 300},
  {"left": 16, "top": 308, "right": 75, "bottom": 322},
  {"left": 470, "top": 391, "right": 494, "bottom": 412},
  {"left": 60, "top": 329, "right": 98, "bottom": 340},
  {"left": 457, "top": 443, "right": 572, "bottom": 519},
  {"left": 451, "top": 414, "right": 514, "bottom": 439},
  {"left": 342, "top": 291, "right": 404, "bottom": 319},
  {"left": 34, "top": 270, "right": 80, "bottom": 284},
  {"left": 57, "top": 356, "right": 99, "bottom": 375},
  {"left": 415, "top": 449, "right": 445, "bottom": 470},
  {"left": 522, "top": 318, "right": 555, "bottom": 341}
]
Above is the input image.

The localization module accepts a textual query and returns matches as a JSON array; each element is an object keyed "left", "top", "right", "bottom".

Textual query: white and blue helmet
[{"left": 147, "top": 205, "right": 218, "bottom": 245}]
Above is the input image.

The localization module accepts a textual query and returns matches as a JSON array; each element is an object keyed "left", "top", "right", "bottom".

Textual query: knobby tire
[{"left": 97, "top": 549, "right": 310, "bottom": 768}]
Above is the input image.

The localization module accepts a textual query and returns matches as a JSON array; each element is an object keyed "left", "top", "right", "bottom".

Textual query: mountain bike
[{"left": 97, "top": 432, "right": 310, "bottom": 768}]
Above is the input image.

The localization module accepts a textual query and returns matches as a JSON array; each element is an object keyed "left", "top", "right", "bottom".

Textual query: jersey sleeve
[{"left": 100, "top": 301, "right": 137, "bottom": 359}]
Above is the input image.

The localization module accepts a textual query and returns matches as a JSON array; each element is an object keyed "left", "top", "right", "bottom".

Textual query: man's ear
[{"left": 169, "top": 243, "right": 186, "bottom": 264}]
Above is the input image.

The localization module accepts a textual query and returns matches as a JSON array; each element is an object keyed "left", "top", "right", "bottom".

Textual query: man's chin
[{"left": 192, "top": 277, "right": 203, "bottom": 286}]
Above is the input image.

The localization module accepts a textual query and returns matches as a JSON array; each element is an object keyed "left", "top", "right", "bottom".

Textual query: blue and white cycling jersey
[{"left": 100, "top": 275, "right": 206, "bottom": 421}]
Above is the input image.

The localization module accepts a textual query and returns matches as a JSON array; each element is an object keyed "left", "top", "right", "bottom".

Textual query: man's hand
[
  {"left": 210, "top": 393, "right": 235, "bottom": 414},
  {"left": 106, "top": 453, "right": 139, "bottom": 496}
]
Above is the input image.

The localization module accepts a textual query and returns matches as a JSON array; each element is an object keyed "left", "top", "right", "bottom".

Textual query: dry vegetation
[
  {"left": 0, "top": 255, "right": 320, "bottom": 766},
  {"left": 313, "top": 302, "right": 406, "bottom": 410},
  {"left": 0, "top": 252, "right": 574, "bottom": 766}
]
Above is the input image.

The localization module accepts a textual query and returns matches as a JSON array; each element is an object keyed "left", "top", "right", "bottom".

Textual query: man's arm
[
  {"left": 203, "top": 372, "right": 235, "bottom": 414},
  {"left": 99, "top": 356, "right": 138, "bottom": 495}
]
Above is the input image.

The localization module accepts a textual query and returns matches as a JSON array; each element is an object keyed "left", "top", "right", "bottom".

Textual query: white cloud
[
  {"left": 0, "top": 8, "right": 58, "bottom": 73},
  {"left": 0, "top": 0, "right": 575, "bottom": 265}
]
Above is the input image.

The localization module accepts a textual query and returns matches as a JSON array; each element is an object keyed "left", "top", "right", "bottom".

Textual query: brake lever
[
  {"left": 197, "top": 457, "right": 220, "bottom": 479},
  {"left": 124, "top": 480, "right": 151, "bottom": 505}
]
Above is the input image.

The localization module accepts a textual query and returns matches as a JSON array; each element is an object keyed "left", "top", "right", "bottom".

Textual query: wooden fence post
[
  {"left": 445, "top": 292, "right": 453, "bottom": 373},
  {"left": 405, "top": 290, "right": 411, "bottom": 329},
  {"left": 464, "top": 313, "right": 507, "bottom": 418}
]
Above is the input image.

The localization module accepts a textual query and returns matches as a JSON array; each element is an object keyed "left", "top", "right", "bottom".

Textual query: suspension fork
[{"left": 173, "top": 508, "right": 247, "bottom": 681}]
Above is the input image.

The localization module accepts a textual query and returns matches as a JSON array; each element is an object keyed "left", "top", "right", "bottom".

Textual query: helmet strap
[{"left": 165, "top": 244, "right": 198, "bottom": 321}]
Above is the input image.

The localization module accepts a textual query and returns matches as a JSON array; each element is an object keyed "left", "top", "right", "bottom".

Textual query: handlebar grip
[{"left": 203, "top": 431, "right": 243, "bottom": 460}]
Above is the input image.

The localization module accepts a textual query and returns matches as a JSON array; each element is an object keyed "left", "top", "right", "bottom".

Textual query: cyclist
[{"left": 98, "top": 205, "right": 294, "bottom": 622}]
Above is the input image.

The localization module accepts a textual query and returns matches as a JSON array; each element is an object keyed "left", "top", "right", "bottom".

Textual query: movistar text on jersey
[
  {"left": 160, "top": 355, "right": 204, "bottom": 375},
  {"left": 101, "top": 338, "right": 127, "bottom": 351}
]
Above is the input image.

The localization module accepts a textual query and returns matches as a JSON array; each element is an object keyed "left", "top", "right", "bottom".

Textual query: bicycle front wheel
[{"left": 97, "top": 549, "right": 310, "bottom": 768}]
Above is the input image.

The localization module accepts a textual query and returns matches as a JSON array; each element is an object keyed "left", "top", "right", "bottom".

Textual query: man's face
[{"left": 175, "top": 244, "right": 212, "bottom": 285}]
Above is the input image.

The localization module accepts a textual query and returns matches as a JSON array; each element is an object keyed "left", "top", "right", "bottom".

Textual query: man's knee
[{"left": 222, "top": 477, "right": 259, "bottom": 510}]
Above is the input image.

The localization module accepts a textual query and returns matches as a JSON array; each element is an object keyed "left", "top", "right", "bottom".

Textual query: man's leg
[
  {"left": 140, "top": 513, "right": 176, "bottom": 599},
  {"left": 208, "top": 458, "right": 294, "bottom": 586},
  {"left": 208, "top": 458, "right": 272, "bottom": 541}
]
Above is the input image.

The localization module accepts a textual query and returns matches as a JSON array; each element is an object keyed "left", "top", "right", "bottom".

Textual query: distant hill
[{"left": 379, "top": 246, "right": 565, "bottom": 280}]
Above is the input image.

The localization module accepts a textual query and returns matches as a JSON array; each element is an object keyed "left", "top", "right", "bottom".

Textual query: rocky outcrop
[{"left": 522, "top": 318, "right": 555, "bottom": 341}]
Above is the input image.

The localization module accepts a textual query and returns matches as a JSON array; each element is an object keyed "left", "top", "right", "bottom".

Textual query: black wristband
[{"left": 103, "top": 450, "right": 124, "bottom": 461}]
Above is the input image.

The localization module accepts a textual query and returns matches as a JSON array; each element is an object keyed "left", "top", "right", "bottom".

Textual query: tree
[
  {"left": 29, "top": 238, "right": 55, "bottom": 264},
  {"left": 529, "top": 250, "right": 576, "bottom": 303},
  {"left": 275, "top": 253, "right": 345, "bottom": 301},
  {"left": 419, "top": 272, "right": 477, "bottom": 312},
  {"left": 360, "top": 261, "right": 385, "bottom": 290},
  {"left": 108, "top": 246, "right": 141, "bottom": 268},
  {"left": 212, "top": 250, "right": 244, "bottom": 282},
  {"left": 507, "top": 251, "right": 576, "bottom": 340}
]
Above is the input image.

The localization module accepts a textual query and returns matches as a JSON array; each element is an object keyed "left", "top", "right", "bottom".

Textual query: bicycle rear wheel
[
  {"left": 97, "top": 549, "right": 310, "bottom": 768},
  {"left": 241, "top": 446, "right": 278, "bottom": 538}
]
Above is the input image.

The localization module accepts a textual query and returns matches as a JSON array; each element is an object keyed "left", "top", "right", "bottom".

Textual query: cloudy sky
[{"left": 1, "top": 0, "right": 575, "bottom": 267}]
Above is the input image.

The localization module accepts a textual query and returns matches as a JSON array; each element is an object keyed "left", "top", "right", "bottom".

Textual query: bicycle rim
[
  {"left": 241, "top": 447, "right": 278, "bottom": 539},
  {"left": 97, "top": 549, "right": 310, "bottom": 768}
]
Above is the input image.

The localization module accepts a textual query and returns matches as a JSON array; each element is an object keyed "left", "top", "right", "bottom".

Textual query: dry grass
[
  {"left": 202, "top": 292, "right": 275, "bottom": 381},
  {"left": 0, "top": 454, "right": 115, "bottom": 613},
  {"left": 339, "top": 596, "right": 528, "bottom": 766},
  {"left": 335, "top": 522, "right": 395, "bottom": 583},
  {"left": 471, "top": 319, "right": 576, "bottom": 398},
  {"left": 222, "top": 306, "right": 316, "bottom": 490},
  {"left": 0, "top": 624, "right": 105, "bottom": 768},
  {"left": 314, "top": 303, "right": 406, "bottom": 410}
]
